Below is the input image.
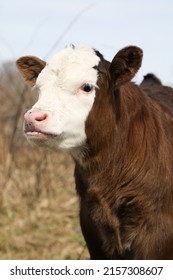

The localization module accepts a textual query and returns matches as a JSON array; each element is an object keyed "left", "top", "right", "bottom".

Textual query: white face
[{"left": 25, "top": 46, "right": 100, "bottom": 154}]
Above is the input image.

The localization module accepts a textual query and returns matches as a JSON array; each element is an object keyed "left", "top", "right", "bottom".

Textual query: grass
[{"left": 0, "top": 62, "right": 89, "bottom": 260}]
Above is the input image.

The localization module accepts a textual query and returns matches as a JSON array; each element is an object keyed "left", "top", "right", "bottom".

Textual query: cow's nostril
[{"left": 35, "top": 113, "right": 48, "bottom": 122}]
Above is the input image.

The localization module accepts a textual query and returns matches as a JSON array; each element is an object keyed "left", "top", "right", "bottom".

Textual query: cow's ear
[
  {"left": 16, "top": 56, "right": 46, "bottom": 86},
  {"left": 109, "top": 46, "right": 143, "bottom": 87}
]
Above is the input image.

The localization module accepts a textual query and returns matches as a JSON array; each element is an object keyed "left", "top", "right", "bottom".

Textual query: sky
[{"left": 0, "top": 0, "right": 173, "bottom": 84}]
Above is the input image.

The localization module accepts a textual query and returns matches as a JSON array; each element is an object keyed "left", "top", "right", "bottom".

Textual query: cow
[{"left": 16, "top": 45, "right": 173, "bottom": 259}]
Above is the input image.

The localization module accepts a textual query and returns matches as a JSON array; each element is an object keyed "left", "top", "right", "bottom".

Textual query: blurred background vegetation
[{"left": 0, "top": 61, "right": 89, "bottom": 259}]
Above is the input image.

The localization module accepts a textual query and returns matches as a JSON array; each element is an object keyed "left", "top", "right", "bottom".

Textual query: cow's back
[{"left": 140, "top": 73, "right": 173, "bottom": 114}]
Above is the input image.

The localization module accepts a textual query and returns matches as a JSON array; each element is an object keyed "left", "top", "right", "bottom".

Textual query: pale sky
[{"left": 1, "top": 0, "right": 173, "bottom": 84}]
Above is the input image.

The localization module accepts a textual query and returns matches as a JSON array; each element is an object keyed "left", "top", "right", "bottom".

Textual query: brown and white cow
[{"left": 16, "top": 45, "right": 173, "bottom": 259}]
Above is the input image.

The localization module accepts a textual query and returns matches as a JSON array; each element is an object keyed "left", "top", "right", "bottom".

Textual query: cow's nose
[
  {"left": 24, "top": 110, "right": 48, "bottom": 133},
  {"left": 24, "top": 110, "right": 48, "bottom": 123}
]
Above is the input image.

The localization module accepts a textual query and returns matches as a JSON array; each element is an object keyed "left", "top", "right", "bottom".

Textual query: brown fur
[
  {"left": 16, "top": 56, "right": 46, "bottom": 86},
  {"left": 75, "top": 52, "right": 173, "bottom": 260}
]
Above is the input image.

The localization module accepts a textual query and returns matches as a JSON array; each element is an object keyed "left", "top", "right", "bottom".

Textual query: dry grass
[{"left": 0, "top": 61, "right": 89, "bottom": 260}]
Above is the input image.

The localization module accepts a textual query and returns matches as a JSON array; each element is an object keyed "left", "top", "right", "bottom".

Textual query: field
[{"left": 0, "top": 62, "right": 89, "bottom": 259}]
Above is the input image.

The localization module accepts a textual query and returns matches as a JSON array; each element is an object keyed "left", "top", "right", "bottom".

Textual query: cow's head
[{"left": 16, "top": 45, "right": 142, "bottom": 157}]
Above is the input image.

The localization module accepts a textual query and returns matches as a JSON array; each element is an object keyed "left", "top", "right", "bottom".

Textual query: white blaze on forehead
[
  {"left": 31, "top": 45, "right": 101, "bottom": 154},
  {"left": 37, "top": 45, "right": 100, "bottom": 89}
]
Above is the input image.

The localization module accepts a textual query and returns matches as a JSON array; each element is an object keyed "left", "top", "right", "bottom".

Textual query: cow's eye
[{"left": 81, "top": 83, "right": 94, "bottom": 93}]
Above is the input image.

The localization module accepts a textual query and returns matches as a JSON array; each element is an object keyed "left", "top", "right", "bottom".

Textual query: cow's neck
[
  {"left": 74, "top": 82, "right": 158, "bottom": 195},
  {"left": 77, "top": 83, "right": 141, "bottom": 166},
  {"left": 74, "top": 83, "right": 134, "bottom": 187},
  {"left": 74, "top": 83, "right": 162, "bottom": 258}
]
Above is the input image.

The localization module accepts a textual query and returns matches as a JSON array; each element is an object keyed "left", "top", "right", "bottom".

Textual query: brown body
[{"left": 75, "top": 73, "right": 173, "bottom": 259}]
